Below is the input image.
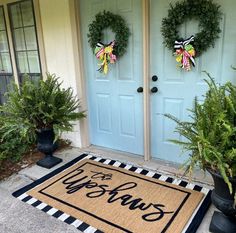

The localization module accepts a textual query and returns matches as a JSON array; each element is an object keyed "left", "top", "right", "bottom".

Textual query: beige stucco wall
[{"left": 38, "top": 0, "right": 85, "bottom": 147}]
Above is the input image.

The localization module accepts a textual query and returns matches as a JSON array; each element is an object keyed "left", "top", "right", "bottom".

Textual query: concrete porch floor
[{"left": 0, "top": 146, "right": 216, "bottom": 233}]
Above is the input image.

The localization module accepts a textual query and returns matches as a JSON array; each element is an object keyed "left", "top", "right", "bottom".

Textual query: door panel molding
[{"left": 79, "top": 0, "right": 144, "bottom": 155}]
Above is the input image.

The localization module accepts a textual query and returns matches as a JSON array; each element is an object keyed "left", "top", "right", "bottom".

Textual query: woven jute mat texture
[{"left": 27, "top": 159, "right": 203, "bottom": 233}]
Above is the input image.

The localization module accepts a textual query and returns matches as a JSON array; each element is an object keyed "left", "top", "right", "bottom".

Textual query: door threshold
[{"left": 83, "top": 145, "right": 213, "bottom": 187}]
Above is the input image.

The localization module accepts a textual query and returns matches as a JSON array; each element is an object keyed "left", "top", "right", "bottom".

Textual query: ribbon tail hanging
[{"left": 189, "top": 56, "right": 195, "bottom": 67}]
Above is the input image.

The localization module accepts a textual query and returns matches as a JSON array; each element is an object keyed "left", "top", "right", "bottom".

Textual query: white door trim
[{"left": 68, "top": 0, "right": 90, "bottom": 148}]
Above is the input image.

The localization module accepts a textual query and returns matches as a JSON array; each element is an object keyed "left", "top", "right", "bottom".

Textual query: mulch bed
[{"left": 0, "top": 140, "right": 71, "bottom": 181}]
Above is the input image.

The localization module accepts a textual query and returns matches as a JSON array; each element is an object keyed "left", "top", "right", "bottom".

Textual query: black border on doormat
[{"left": 12, "top": 153, "right": 212, "bottom": 233}]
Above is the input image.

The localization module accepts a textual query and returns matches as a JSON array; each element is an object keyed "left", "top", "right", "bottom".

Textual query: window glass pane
[
  {"left": 0, "top": 57, "right": 3, "bottom": 71},
  {"left": 17, "top": 51, "right": 29, "bottom": 73},
  {"left": 20, "top": 75, "right": 40, "bottom": 85},
  {"left": 14, "top": 28, "right": 26, "bottom": 51},
  {"left": 9, "top": 4, "right": 22, "bottom": 28},
  {"left": 24, "top": 26, "right": 37, "bottom": 50},
  {"left": 0, "top": 31, "right": 9, "bottom": 52},
  {"left": 0, "top": 75, "right": 13, "bottom": 104},
  {"left": 0, "top": 7, "right": 5, "bottom": 30},
  {"left": 0, "top": 6, "right": 12, "bottom": 76},
  {"left": 1, "top": 53, "right": 12, "bottom": 73},
  {"left": 0, "top": 7, "right": 12, "bottom": 105},
  {"left": 21, "top": 1, "right": 34, "bottom": 26},
  {"left": 19, "top": 74, "right": 36, "bottom": 84},
  {"left": 0, "top": 76, "right": 7, "bottom": 103},
  {"left": 30, "top": 74, "right": 40, "bottom": 84},
  {"left": 0, "top": 76, "right": 7, "bottom": 92},
  {"left": 28, "top": 51, "right": 40, "bottom": 73}
]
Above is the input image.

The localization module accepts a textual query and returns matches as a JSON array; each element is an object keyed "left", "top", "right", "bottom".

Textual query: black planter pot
[
  {"left": 36, "top": 128, "right": 62, "bottom": 169},
  {"left": 208, "top": 169, "right": 236, "bottom": 233}
]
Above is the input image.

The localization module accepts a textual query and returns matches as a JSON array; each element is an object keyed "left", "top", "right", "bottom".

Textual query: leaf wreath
[
  {"left": 161, "top": 0, "right": 222, "bottom": 57},
  {"left": 87, "top": 11, "right": 130, "bottom": 58}
]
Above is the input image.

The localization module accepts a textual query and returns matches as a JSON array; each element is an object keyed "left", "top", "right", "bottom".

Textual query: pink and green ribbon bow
[
  {"left": 174, "top": 35, "right": 196, "bottom": 71},
  {"left": 94, "top": 41, "right": 117, "bottom": 74}
]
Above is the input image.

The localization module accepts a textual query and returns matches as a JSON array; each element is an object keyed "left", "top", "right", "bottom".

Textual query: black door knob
[
  {"left": 151, "top": 87, "right": 158, "bottom": 93},
  {"left": 137, "top": 87, "right": 143, "bottom": 93},
  {"left": 152, "top": 75, "right": 158, "bottom": 82}
]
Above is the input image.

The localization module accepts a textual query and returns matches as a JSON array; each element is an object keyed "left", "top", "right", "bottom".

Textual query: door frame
[
  {"left": 72, "top": 0, "right": 151, "bottom": 160},
  {"left": 68, "top": 0, "right": 90, "bottom": 148},
  {"left": 142, "top": 0, "right": 151, "bottom": 161}
]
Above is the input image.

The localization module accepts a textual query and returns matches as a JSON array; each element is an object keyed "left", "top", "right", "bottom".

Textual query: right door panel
[{"left": 150, "top": 0, "right": 236, "bottom": 163}]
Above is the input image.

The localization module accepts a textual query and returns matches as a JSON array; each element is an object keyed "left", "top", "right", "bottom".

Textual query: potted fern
[
  {"left": 165, "top": 72, "right": 236, "bottom": 233},
  {"left": 0, "top": 73, "right": 86, "bottom": 168}
]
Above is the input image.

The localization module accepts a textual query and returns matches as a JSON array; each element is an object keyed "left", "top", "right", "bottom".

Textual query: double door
[{"left": 79, "top": 0, "right": 235, "bottom": 163}]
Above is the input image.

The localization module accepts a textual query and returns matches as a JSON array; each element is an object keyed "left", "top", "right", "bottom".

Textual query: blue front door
[
  {"left": 150, "top": 0, "right": 236, "bottom": 163},
  {"left": 79, "top": 0, "right": 144, "bottom": 155}
]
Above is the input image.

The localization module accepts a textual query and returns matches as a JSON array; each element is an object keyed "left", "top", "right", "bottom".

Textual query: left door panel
[{"left": 79, "top": 0, "right": 144, "bottom": 155}]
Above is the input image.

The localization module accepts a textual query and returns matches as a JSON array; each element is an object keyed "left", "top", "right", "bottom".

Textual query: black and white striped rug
[{"left": 12, "top": 153, "right": 211, "bottom": 233}]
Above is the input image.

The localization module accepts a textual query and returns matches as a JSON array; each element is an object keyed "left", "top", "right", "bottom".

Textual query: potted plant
[
  {"left": 165, "top": 72, "right": 236, "bottom": 233},
  {"left": 0, "top": 73, "right": 86, "bottom": 169}
]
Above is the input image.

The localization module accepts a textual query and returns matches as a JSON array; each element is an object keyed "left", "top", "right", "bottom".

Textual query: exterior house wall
[{"left": 38, "top": 0, "right": 87, "bottom": 148}]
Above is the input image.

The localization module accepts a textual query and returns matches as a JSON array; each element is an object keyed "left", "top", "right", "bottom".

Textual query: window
[
  {"left": 8, "top": 0, "right": 41, "bottom": 83},
  {"left": 0, "top": 0, "right": 42, "bottom": 103},
  {"left": 0, "top": 6, "right": 13, "bottom": 104}
]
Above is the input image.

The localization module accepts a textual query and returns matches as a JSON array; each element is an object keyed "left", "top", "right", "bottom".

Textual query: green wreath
[
  {"left": 161, "top": 0, "right": 222, "bottom": 57},
  {"left": 88, "top": 11, "right": 130, "bottom": 58}
]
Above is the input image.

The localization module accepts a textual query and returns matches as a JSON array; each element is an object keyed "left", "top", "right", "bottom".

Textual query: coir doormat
[{"left": 13, "top": 154, "right": 211, "bottom": 233}]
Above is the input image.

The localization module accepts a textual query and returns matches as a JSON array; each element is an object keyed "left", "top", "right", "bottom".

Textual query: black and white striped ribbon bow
[{"left": 174, "top": 35, "right": 194, "bottom": 49}]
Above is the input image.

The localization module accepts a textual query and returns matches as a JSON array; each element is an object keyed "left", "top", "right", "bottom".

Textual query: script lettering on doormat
[
  {"left": 27, "top": 160, "right": 203, "bottom": 233},
  {"left": 62, "top": 169, "right": 174, "bottom": 222}
]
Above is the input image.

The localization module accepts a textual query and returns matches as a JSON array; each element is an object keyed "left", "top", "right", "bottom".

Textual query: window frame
[
  {"left": 0, "top": 4, "right": 14, "bottom": 104},
  {"left": 7, "top": 0, "right": 42, "bottom": 83},
  {"left": 0, "top": 5, "right": 13, "bottom": 75},
  {"left": 0, "top": 0, "right": 46, "bottom": 85}
]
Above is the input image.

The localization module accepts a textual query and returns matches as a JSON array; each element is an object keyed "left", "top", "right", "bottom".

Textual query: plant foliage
[
  {"left": 0, "top": 115, "right": 33, "bottom": 162},
  {"left": 161, "top": 0, "right": 222, "bottom": 56},
  {"left": 87, "top": 11, "right": 130, "bottom": 58},
  {"left": 0, "top": 73, "right": 86, "bottom": 138},
  {"left": 165, "top": 72, "right": 236, "bottom": 194}
]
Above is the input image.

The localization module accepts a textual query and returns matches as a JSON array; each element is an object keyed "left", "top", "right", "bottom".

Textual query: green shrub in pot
[
  {"left": 0, "top": 73, "right": 86, "bottom": 167},
  {"left": 165, "top": 72, "right": 236, "bottom": 198},
  {"left": 0, "top": 73, "right": 86, "bottom": 137}
]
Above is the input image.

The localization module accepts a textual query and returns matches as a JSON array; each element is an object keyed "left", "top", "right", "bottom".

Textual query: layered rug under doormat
[{"left": 13, "top": 154, "right": 211, "bottom": 233}]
